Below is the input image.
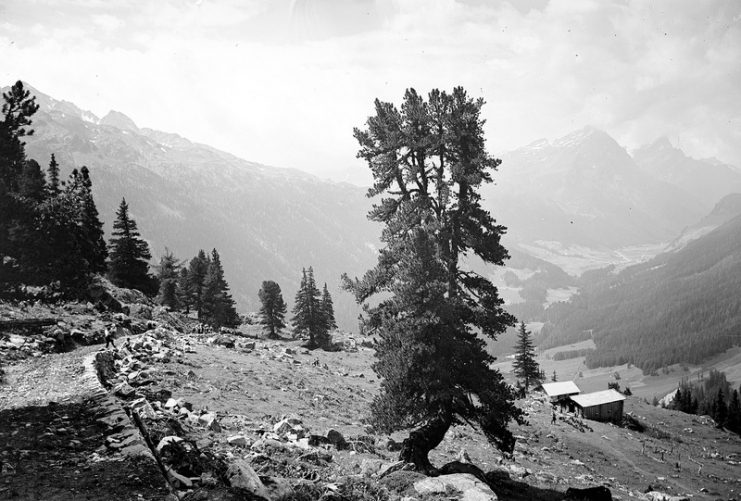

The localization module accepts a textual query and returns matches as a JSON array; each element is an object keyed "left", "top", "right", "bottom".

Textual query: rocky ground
[{"left": 2, "top": 289, "right": 741, "bottom": 500}]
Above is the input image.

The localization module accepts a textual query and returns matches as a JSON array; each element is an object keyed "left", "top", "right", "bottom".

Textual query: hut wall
[{"left": 579, "top": 400, "right": 624, "bottom": 423}]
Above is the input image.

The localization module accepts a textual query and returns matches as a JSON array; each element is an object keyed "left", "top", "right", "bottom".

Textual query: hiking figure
[
  {"left": 552, "top": 410, "right": 557, "bottom": 425},
  {"left": 104, "top": 324, "right": 116, "bottom": 349}
]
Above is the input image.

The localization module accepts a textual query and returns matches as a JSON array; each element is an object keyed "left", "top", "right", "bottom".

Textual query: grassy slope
[{"left": 148, "top": 333, "right": 740, "bottom": 499}]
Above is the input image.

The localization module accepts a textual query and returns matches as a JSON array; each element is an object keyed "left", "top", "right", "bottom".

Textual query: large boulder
[
  {"left": 414, "top": 473, "right": 498, "bottom": 501},
  {"left": 643, "top": 493, "right": 689, "bottom": 501},
  {"left": 225, "top": 460, "right": 269, "bottom": 499}
]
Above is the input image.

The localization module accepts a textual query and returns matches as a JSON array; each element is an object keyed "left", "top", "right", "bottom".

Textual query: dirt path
[
  {"left": 0, "top": 347, "right": 170, "bottom": 500},
  {"left": 0, "top": 345, "right": 100, "bottom": 409}
]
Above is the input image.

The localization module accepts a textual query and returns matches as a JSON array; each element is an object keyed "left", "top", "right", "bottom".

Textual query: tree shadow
[{"left": 487, "top": 473, "right": 564, "bottom": 501}]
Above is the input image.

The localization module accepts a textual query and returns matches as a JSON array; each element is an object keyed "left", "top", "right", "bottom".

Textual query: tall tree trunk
[{"left": 399, "top": 415, "right": 451, "bottom": 474}]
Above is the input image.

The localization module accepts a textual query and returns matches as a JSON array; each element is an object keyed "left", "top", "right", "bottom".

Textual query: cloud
[{"left": 0, "top": 0, "right": 739, "bottom": 184}]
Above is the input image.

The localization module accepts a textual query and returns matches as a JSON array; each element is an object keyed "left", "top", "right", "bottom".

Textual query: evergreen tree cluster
[
  {"left": 1, "top": 82, "right": 108, "bottom": 296},
  {"left": 669, "top": 369, "right": 741, "bottom": 435},
  {"left": 155, "top": 248, "right": 240, "bottom": 328},
  {"left": 291, "top": 266, "right": 336, "bottom": 350}
]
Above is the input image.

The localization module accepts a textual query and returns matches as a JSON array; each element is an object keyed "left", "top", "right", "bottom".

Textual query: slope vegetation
[{"left": 541, "top": 203, "right": 741, "bottom": 373}]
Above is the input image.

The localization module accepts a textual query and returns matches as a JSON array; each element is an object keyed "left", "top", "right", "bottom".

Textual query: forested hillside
[{"left": 540, "top": 201, "right": 741, "bottom": 374}]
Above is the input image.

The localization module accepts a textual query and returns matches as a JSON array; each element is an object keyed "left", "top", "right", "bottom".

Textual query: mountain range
[
  {"left": 15, "top": 84, "right": 381, "bottom": 330},
  {"left": 10, "top": 83, "right": 741, "bottom": 340}
]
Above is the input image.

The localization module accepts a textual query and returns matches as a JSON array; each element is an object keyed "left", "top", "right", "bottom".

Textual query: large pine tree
[
  {"left": 0, "top": 81, "right": 39, "bottom": 293},
  {"left": 258, "top": 280, "right": 287, "bottom": 339},
  {"left": 344, "top": 87, "right": 522, "bottom": 471},
  {"left": 512, "top": 322, "right": 542, "bottom": 392},
  {"left": 108, "top": 198, "right": 153, "bottom": 293}
]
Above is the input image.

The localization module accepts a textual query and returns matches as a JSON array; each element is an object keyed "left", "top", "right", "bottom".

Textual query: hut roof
[
  {"left": 570, "top": 389, "right": 626, "bottom": 408},
  {"left": 540, "top": 381, "right": 581, "bottom": 397}
]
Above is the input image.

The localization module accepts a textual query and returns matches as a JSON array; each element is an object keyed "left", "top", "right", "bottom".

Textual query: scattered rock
[
  {"left": 326, "top": 429, "right": 346, "bottom": 449},
  {"left": 378, "top": 461, "right": 415, "bottom": 479},
  {"left": 225, "top": 460, "right": 269, "bottom": 498},
  {"left": 414, "top": 473, "right": 498, "bottom": 501},
  {"left": 227, "top": 435, "right": 249, "bottom": 448}
]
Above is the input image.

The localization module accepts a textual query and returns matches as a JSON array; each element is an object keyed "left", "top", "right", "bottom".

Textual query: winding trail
[{"left": 0, "top": 345, "right": 100, "bottom": 409}]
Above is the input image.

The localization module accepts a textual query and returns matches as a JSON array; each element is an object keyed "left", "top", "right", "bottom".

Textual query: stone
[
  {"left": 225, "top": 460, "right": 268, "bottom": 498},
  {"left": 644, "top": 493, "right": 690, "bottom": 501},
  {"left": 360, "top": 458, "right": 386, "bottom": 477},
  {"left": 166, "top": 467, "right": 192, "bottom": 488},
  {"left": 130, "top": 398, "right": 156, "bottom": 419},
  {"left": 378, "top": 461, "right": 414, "bottom": 479},
  {"left": 164, "top": 398, "right": 181, "bottom": 410},
  {"left": 326, "top": 429, "right": 346, "bottom": 449},
  {"left": 414, "top": 473, "right": 498, "bottom": 501},
  {"left": 198, "top": 412, "right": 221, "bottom": 431},
  {"left": 227, "top": 435, "right": 248, "bottom": 448},
  {"left": 112, "top": 382, "right": 136, "bottom": 398},
  {"left": 250, "top": 438, "right": 290, "bottom": 453},
  {"left": 156, "top": 436, "right": 184, "bottom": 452},
  {"left": 507, "top": 464, "right": 530, "bottom": 478}
]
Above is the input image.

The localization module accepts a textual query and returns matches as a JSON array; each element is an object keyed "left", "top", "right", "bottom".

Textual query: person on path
[
  {"left": 104, "top": 324, "right": 116, "bottom": 349},
  {"left": 552, "top": 410, "right": 557, "bottom": 425}
]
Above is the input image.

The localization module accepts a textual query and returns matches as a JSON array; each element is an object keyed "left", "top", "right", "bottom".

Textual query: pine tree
[
  {"left": 513, "top": 322, "right": 542, "bottom": 392},
  {"left": 320, "top": 283, "right": 337, "bottom": 331},
  {"left": 258, "top": 280, "right": 287, "bottom": 339},
  {"left": 187, "top": 250, "right": 210, "bottom": 319},
  {"left": 18, "top": 159, "right": 45, "bottom": 202},
  {"left": 156, "top": 248, "right": 181, "bottom": 310},
  {"left": 0, "top": 81, "right": 39, "bottom": 293},
  {"left": 177, "top": 267, "right": 191, "bottom": 314},
  {"left": 0, "top": 81, "right": 38, "bottom": 192},
  {"left": 727, "top": 390, "right": 741, "bottom": 435},
  {"left": 77, "top": 166, "right": 107, "bottom": 273},
  {"left": 713, "top": 388, "right": 727, "bottom": 428},
  {"left": 343, "top": 87, "right": 521, "bottom": 471},
  {"left": 108, "top": 198, "right": 153, "bottom": 293},
  {"left": 46, "top": 154, "right": 60, "bottom": 196},
  {"left": 201, "top": 249, "right": 239, "bottom": 328}
]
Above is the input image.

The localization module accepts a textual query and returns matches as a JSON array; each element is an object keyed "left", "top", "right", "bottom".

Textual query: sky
[{"left": 1, "top": 0, "right": 739, "bottom": 185}]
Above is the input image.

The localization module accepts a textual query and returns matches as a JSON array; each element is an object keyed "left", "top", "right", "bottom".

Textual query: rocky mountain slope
[
  {"left": 2, "top": 297, "right": 739, "bottom": 500},
  {"left": 633, "top": 138, "right": 741, "bottom": 214},
  {"left": 13, "top": 83, "right": 381, "bottom": 331}
]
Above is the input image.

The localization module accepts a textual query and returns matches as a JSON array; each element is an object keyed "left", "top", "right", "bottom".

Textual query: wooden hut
[
  {"left": 540, "top": 381, "right": 581, "bottom": 404},
  {"left": 570, "top": 389, "right": 626, "bottom": 423}
]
